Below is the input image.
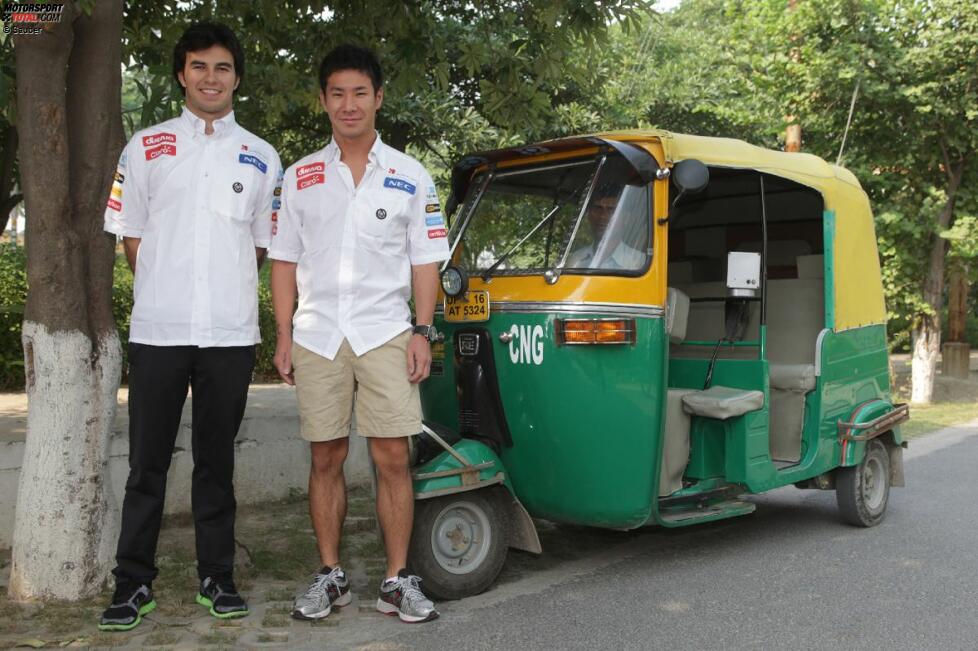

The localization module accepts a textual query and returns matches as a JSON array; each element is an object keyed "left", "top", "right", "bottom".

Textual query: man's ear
[
  {"left": 319, "top": 89, "right": 328, "bottom": 112},
  {"left": 177, "top": 71, "right": 187, "bottom": 89},
  {"left": 234, "top": 75, "right": 240, "bottom": 92},
  {"left": 374, "top": 86, "right": 384, "bottom": 111}
]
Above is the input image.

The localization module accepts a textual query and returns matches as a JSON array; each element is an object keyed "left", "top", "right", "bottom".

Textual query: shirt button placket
[{"left": 192, "top": 141, "right": 213, "bottom": 344}]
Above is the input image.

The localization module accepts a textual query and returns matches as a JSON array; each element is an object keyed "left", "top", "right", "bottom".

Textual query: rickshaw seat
[
  {"left": 768, "top": 363, "right": 816, "bottom": 391},
  {"left": 681, "top": 385, "right": 764, "bottom": 420}
]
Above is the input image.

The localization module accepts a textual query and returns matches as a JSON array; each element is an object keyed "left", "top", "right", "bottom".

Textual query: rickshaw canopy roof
[{"left": 449, "top": 129, "right": 886, "bottom": 332}]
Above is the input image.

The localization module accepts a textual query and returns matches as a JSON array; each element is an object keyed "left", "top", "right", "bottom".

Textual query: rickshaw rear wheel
[
  {"left": 408, "top": 487, "right": 510, "bottom": 601},
  {"left": 835, "top": 438, "right": 890, "bottom": 527}
]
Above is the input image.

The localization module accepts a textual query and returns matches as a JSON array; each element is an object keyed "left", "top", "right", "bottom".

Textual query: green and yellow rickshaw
[{"left": 406, "top": 131, "right": 909, "bottom": 600}]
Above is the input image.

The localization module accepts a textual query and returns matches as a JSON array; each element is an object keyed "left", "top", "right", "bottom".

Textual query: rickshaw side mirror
[
  {"left": 673, "top": 159, "right": 710, "bottom": 194},
  {"left": 659, "top": 160, "right": 710, "bottom": 226}
]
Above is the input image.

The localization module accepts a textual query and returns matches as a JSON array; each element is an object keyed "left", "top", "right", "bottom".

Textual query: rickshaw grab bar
[{"left": 836, "top": 403, "right": 910, "bottom": 442}]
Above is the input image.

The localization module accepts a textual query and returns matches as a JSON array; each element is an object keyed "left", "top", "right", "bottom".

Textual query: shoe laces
[
  {"left": 397, "top": 574, "right": 428, "bottom": 604},
  {"left": 305, "top": 568, "right": 343, "bottom": 600}
]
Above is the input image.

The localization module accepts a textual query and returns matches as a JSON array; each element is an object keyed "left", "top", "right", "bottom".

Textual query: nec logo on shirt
[
  {"left": 239, "top": 153, "right": 267, "bottom": 174},
  {"left": 384, "top": 177, "right": 416, "bottom": 195},
  {"left": 296, "top": 162, "right": 325, "bottom": 190}
]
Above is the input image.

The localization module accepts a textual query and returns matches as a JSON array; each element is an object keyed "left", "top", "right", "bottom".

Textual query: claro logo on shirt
[{"left": 296, "top": 162, "right": 325, "bottom": 190}]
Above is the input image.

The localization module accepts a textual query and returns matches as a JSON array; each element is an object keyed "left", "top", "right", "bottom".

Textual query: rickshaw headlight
[
  {"left": 440, "top": 266, "right": 468, "bottom": 297},
  {"left": 556, "top": 318, "right": 636, "bottom": 345}
]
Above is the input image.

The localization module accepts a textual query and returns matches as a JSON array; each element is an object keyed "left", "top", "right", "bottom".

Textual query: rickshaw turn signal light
[{"left": 556, "top": 318, "right": 636, "bottom": 345}]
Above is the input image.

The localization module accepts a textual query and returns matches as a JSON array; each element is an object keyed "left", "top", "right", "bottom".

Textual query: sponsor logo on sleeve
[
  {"left": 107, "top": 198, "right": 122, "bottom": 212},
  {"left": 111, "top": 186, "right": 122, "bottom": 199},
  {"left": 425, "top": 216, "right": 444, "bottom": 227},
  {"left": 241, "top": 144, "right": 249, "bottom": 151},
  {"left": 427, "top": 228, "right": 447, "bottom": 239},
  {"left": 271, "top": 211, "right": 278, "bottom": 222},
  {"left": 425, "top": 202, "right": 440, "bottom": 213},
  {"left": 272, "top": 223, "right": 278, "bottom": 235},
  {"left": 273, "top": 186, "right": 282, "bottom": 197},
  {"left": 384, "top": 176, "right": 416, "bottom": 195},
  {"left": 425, "top": 184, "right": 438, "bottom": 200},
  {"left": 296, "top": 162, "right": 325, "bottom": 190},
  {"left": 114, "top": 171, "right": 124, "bottom": 184},
  {"left": 239, "top": 153, "right": 268, "bottom": 174},
  {"left": 272, "top": 198, "right": 281, "bottom": 210}
]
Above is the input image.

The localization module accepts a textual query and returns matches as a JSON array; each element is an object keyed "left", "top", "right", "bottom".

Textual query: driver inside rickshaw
[{"left": 566, "top": 183, "right": 648, "bottom": 271}]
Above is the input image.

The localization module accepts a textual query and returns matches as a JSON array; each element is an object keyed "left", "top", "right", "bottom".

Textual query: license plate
[{"left": 444, "top": 291, "right": 490, "bottom": 323}]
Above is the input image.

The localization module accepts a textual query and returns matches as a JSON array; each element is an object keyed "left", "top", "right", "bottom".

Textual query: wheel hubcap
[
  {"left": 430, "top": 501, "right": 492, "bottom": 575},
  {"left": 861, "top": 454, "right": 886, "bottom": 511}
]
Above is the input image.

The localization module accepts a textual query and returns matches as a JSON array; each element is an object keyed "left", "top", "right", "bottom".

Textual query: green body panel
[
  {"left": 823, "top": 210, "right": 836, "bottom": 329},
  {"left": 411, "top": 439, "right": 513, "bottom": 496},
  {"left": 421, "top": 312, "right": 668, "bottom": 529}
]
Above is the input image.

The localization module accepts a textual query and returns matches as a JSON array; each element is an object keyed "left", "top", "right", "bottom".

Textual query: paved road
[{"left": 294, "top": 424, "right": 978, "bottom": 650}]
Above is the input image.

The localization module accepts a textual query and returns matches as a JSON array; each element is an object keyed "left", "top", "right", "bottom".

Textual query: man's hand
[
  {"left": 406, "top": 334, "right": 431, "bottom": 384},
  {"left": 274, "top": 338, "right": 294, "bottom": 385}
]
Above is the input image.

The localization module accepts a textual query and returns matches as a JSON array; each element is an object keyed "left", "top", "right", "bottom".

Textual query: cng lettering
[{"left": 507, "top": 324, "right": 545, "bottom": 365}]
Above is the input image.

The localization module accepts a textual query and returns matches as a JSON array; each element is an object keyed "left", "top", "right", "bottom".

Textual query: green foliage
[{"left": 0, "top": 243, "right": 25, "bottom": 389}]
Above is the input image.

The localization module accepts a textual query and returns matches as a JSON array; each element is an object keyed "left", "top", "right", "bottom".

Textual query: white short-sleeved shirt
[
  {"left": 268, "top": 134, "right": 450, "bottom": 359},
  {"left": 104, "top": 108, "right": 282, "bottom": 347}
]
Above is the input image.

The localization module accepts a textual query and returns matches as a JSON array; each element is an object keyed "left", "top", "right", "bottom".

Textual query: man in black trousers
[{"left": 98, "top": 22, "right": 281, "bottom": 631}]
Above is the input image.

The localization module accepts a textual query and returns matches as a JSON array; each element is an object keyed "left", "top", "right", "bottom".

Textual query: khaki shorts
[{"left": 292, "top": 331, "right": 421, "bottom": 441}]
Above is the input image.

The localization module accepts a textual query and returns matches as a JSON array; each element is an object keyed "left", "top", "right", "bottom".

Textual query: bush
[
  {"left": 0, "top": 250, "right": 280, "bottom": 390},
  {"left": 0, "top": 244, "right": 27, "bottom": 390}
]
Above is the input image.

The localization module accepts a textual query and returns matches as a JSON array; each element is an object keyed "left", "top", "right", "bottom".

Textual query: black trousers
[{"left": 113, "top": 343, "right": 255, "bottom": 585}]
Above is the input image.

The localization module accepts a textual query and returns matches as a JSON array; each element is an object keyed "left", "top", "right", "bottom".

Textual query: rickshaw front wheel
[
  {"left": 408, "top": 487, "right": 510, "bottom": 601},
  {"left": 835, "top": 438, "right": 891, "bottom": 527}
]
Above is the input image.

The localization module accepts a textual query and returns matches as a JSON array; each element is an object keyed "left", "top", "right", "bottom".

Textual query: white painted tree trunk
[
  {"left": 910, "top": 321, "right": 939, "bottom": 405},
  {"left": 9, "top": 322, "right": 122, "bottom": 600}
]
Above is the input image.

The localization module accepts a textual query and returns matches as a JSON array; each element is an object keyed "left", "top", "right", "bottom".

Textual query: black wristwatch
[{"left": 412, "top": 324, "right": 436, "bottom": 342}]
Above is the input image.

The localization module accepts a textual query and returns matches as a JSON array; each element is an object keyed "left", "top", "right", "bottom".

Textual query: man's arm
[
  {"left": 122, "top": 237, "right": 141, "bottom": 272},
  {"left": 406, "top": 262, "right": 439, "bottom": 383},
  {"left": 270, "top": 260, "right": 298, "bottom": 385}
]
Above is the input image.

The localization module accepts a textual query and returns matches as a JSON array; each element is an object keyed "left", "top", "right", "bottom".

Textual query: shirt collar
[
  {"left": 323, "top": 131, "right": 387, "bottom": 168},
  {"left": 180, "top": 106, "right": 237, "bottom": 139}
]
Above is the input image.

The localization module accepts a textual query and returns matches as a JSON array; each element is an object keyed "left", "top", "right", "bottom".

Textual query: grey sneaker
[
  {"left": 291, "top": 566, "right": 352, "bottom": 620},
  {"left": 375, "top": 569, "right": 439, "bottom": 623}
]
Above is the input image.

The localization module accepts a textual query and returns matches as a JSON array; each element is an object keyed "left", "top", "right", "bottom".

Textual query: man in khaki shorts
[{"left": 268, "top": 44, "right": 449, "bottom": 623}]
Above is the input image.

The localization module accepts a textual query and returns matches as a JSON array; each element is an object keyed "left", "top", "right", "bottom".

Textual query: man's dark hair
[
  {"left": 318, "top": 44, "right": 384, "bottom": 93},
  {"left": 172, "top": 22, "right": 245, "bottom": 95}
]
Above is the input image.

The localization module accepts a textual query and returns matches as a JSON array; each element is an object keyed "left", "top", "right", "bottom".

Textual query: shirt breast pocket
[
  {"left": 358, "top": 192, "right": 410, "bottom": 250},
  {"left": 210, "top": 165, "right": 259, "bottom": 224}
]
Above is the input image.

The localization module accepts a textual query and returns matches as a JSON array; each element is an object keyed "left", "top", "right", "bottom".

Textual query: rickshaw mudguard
[
  {"left": 412, "top": 439, "right": 542, "bottom": 554},
  {"left": 838, "top": 399, "right": 908, "bottom": 484}
]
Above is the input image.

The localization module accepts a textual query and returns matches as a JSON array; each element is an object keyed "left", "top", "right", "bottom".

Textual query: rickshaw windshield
[{"left": 453, "top": 153, "right": 651, "bottom": 277}]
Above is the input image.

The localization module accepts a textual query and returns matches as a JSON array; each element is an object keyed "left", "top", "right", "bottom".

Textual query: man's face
[
  {"left": 320, "top": 69, "right": 384, "bottom": 142},
  {"left": 177, "top": 45, "right": 238, "bottom": 119},
  {"left": 586, "top": 196, "right": 617, "bottom": 238}
]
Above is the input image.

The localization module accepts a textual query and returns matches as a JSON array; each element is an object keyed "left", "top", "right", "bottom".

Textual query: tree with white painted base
[{"left": 9, "top": 0, "right": 124, "bottom": 600}]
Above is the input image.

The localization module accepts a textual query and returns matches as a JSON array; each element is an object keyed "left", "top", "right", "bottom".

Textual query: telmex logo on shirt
[
  {"left": 427, "top": 228, "right": 447, "bottom": 239},
  {"left": 296, "top": 162, "right": 325, "bottom": 190},
  {"left": 384, "top": 176, "right": 416, "bottom": 195},
  {"left": 239, "top": 153, "right": 267, "bottom": 174}
]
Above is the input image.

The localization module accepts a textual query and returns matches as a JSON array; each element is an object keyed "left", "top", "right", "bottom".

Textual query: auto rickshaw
[{"left": 406, "top": 131, "right": 909, "bottom": 600}]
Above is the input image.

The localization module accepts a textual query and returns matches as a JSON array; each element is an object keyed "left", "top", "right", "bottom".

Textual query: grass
[{"left": 900, "top": 400, "right": 978, "bottom": 439}]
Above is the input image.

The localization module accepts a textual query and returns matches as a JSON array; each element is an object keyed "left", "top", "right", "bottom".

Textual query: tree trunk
[
  {"left": 947, "top": 267, "right": 967, "bottom": 343},
  {"left": 10, "top": 0, "right": 124, "bottom": 601},
  {"left": 910, "top": 163, "right": 965, "bottom": 404}
]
